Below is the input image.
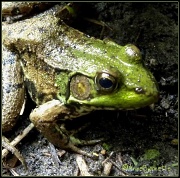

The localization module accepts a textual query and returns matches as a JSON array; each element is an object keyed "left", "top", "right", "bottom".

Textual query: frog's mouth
[{"left": 67, "top": 87, "right": 159, "bottom": 110}]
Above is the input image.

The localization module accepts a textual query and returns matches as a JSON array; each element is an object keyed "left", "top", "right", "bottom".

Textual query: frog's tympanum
[{"left": 2, "top": 2, "right": 159, "bottom": 158}]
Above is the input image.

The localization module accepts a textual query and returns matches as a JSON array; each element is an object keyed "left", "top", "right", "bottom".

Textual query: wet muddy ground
[{"left": 2, "top": 2, "right": 178, "bottom": 176}]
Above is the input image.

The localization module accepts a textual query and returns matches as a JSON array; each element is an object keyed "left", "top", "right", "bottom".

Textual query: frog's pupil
[{"left": 99, "top": 77, "right": 113, "bottom": 89}]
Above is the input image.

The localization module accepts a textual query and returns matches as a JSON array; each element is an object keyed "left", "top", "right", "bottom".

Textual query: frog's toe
[
  {"left": 70, "top": 135, "right": 104, "bottom": 146},
  {"left": 65, "top": 142, "right": 99, "bottom": 159}
]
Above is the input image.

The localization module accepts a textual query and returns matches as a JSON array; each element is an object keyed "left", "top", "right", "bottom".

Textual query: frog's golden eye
[{"left": 95, "top": 72, "right": 118, "bottom": 93}]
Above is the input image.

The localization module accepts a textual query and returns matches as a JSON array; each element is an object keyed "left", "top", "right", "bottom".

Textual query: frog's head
[{"left": 60, "top": 44, "right": 159, "bottom": 110}]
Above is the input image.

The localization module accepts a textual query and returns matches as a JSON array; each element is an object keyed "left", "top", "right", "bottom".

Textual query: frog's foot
[
  {"left": 57, "top": 125, "right": 103, "bottom": 158},
  {"left": 69, "top": 136, "right": 104, "bottom": 158},
  {"left": 2, "top": 136, "right": 27, "bottom": 170}
]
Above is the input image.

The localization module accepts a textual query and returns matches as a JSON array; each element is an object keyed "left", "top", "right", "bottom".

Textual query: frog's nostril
[{"left": 134, "top": 87, "right": 144, "bottom": 94}]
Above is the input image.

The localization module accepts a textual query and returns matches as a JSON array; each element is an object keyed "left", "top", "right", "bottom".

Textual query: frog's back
[{"left": 3, "top": 11, "right": 123, "bottom": 74}]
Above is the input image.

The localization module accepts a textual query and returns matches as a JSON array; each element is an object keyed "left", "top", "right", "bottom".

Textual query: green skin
[{"left": 2, "top": 3, "right": 159, "bottom": 157}]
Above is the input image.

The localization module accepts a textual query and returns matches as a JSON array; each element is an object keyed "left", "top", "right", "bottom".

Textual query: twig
[
  {"left": 2, "top": 123, "right": 34, "bottom": 158},
  {"left": 76, "top": 154, "right": 93, "bottom": 176}
]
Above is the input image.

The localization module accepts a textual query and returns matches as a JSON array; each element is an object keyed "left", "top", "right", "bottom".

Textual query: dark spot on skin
[
  {"left": 54, "top": 68, "right": 61, "bottom": 74},
  {"left": 34, "top": 63, "right": 39, "bottom": 70},
  {"left": 27, "top": 50, "right": 34, "bottom": 57},
  {"left": 11, "top": 7, "right": 21, "bottom": 16},
  {"left": 19, "top": 68, "right": 24, "bottom": 77},
  {"left": 110, "top": 55, "right": 115, "bottom": 59},
  {"left": 41, "top": 64, "right": 51, "bottom": 72},
  {"left": 3, "top": 83, "right": 23, "bottom": 93},
  {"left": 3, "top": 54, "right": 16, "bottom": 65},
  {"left": 52, "top": 93, "right": 59, "bottom": 100},
  {"left": 37, "top": 92, "right": 46, "bottom": 103},
  {"left": 38, "top": 27, "right": 47, "bottom": 33}
]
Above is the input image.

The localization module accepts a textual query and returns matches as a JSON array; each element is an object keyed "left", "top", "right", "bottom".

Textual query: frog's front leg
[{"left": 30, "top": 100, "right": 100, "bottom": 158}]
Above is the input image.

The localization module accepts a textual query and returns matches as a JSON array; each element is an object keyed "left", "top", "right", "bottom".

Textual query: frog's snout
[{"left": 133, "top": 78, "right": 159, "bottom": 103}]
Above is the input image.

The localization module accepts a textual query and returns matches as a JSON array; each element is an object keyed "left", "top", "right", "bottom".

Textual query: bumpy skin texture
[
  {"left": 2, "top": 3, "right": 159, "bottom": 153},
  {"left": 2, "top": 45, "right": 25, "bottom": 132}
]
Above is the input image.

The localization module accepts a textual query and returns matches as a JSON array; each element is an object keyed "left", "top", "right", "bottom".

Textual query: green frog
[{"left": 2, "top": 2, "right": 159, "bottom": 158}]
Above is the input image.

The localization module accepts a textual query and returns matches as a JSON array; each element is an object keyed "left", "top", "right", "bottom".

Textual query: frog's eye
[{"left": 95, "top": 72, "right": 118, "bottom": 93}]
